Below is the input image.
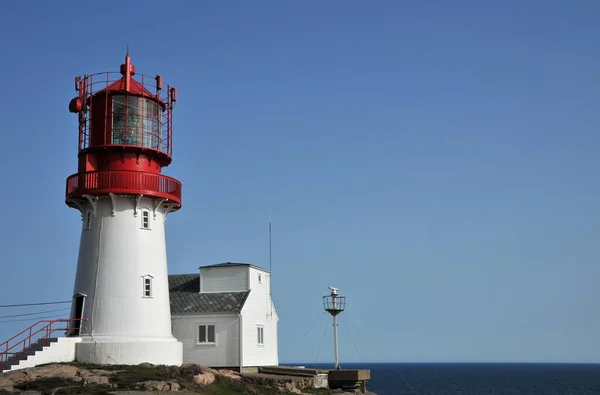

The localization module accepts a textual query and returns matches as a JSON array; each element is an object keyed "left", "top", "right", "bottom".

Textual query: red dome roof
[{"left": 96, "top": 77, "right": 157, "bottom": 98}]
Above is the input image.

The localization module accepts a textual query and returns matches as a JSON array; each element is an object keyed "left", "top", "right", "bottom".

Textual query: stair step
[{"left": 0, "top": 337, "right": 61, "bottom": 372}]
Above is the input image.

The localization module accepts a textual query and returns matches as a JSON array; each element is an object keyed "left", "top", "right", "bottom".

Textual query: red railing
[
  {"left": 74, "top": 71, "right": 176, "bottom": 156},
  {"left": 65, "top": 170, "right": 182, "bottom": 205},
  {"left": 0, "top": 319, "right": 86, "bottom": 365}
]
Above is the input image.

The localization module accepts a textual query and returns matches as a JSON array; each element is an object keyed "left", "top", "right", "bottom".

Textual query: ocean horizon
[{"left": 282, "top": 362, "right": 600, "bottom": 395}]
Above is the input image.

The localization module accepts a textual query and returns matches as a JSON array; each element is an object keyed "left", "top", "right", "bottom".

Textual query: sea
[{"left": 285, "top": 363, "right": 600, "bottom": 395}]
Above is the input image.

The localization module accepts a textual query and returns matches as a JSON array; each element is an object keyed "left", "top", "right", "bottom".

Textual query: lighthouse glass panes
[{"left": 112, "top": 95, "right": 162, "bottom": 150}]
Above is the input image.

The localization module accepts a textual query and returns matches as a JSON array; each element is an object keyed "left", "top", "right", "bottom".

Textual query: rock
[
  {"left": 83, "top": 375, "right": 110, "bottom": 385},
  {"left": 140, "top": 380, "right": 180, "bottom": 391},
  {"left": 193, "top": 371, "right": 215, "bottom": 386},
  {"left": 0, "top": 370, "right": 30, "bottom": 390},
  {"left": 284, "top": 382, "right": 304, "bottom": 394},
  {"left": 142, "top": 380, "right": 166, "bottom": 391},
  {"left": 218, "top": 369, "right": 241, "bottom": 381},
  {"left": 26, "top": 364, "right": 81, "bottom": 381},
  {"left": 168, "top": 381, "right": 180, "bottom": 391},
  {"left": 79, "top": 368, "right": 112, "bottom": 386},
  {"left": 0, "top": 365, "right": 83, "bottom": 393}
]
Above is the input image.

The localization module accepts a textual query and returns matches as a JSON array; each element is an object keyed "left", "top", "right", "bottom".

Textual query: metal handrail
[
  {"left": 65, "top": 170, "right": 182, "bottom": 205},
  {"left": 0, "top": 319, "right": 87, "bottom": 364}
]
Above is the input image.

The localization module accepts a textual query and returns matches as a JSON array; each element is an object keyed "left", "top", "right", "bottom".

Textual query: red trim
[
  {"left": 66, "top": 170, "right": 182, "bottom": 206},
  {"left": 0, "top": 319, "right": 87, "bottom": 367}
]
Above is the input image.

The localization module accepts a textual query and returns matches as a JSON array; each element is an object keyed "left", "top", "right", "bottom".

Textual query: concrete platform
[{"left": 328, "top": 369, "right": 371, "bottom": 393}]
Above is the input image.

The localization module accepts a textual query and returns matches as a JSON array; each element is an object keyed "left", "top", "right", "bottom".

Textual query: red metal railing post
[{"left": 104, "top": 72, "right": 109, "bottom": 146}]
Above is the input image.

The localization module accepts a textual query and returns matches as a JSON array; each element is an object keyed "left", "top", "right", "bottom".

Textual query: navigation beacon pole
[
  {"left": 65, "top": 54, "right": 183, "bottom": 365},
  {"left": 323, "top": 287, "right": 346, "bottom": 370}
]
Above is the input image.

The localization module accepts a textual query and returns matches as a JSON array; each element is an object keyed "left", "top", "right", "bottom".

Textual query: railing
[
  {"left": 65, "top": 170, "right": 182, "bottom": 205},
  {"left": 73, "top": 71, "right": 175, "bottom": 155},
  {"left": 0, "top": 319, "right": 87, "bottom": 365}
]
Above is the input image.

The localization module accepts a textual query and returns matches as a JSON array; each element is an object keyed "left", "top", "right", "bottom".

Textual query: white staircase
[
  {"left": 1, "top": 319, "right": 85, "bottom": 373},
  {"left": 2, "top": 337, "right": 81, "bottom": 373}
]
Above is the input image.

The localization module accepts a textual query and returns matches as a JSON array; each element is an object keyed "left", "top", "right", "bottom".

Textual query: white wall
[
  {"left": 73, "top": 195, "right": 175, "bottom": 338},
  {"left": 71, "top": 194, "right": 182, "bottom": 365},
  {"left": 241, "top": 267, "right": 278, "bottom": 367},
  {"left": 172, "top": 314, "right": 240, "bottom": 368},
  {"left": 200, "top": 266, "right": 248, "bottom": 293}
]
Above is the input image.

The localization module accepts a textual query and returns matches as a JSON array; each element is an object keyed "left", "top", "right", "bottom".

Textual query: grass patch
[
  {"left": 109, "top": 365, "right": 171, "bottom": 389},
  {"left": 51, "top": 385, "right": 114, "bottom": 395},
  {"left": 203, "top": 375, "right": 272, "bottom": 395},
  {"left": 13, "top": 377, "right": 82, "bottom": 395}
]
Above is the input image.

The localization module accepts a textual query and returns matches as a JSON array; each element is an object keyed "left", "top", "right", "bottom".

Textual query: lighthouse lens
[{"left": 112, "top": 95, "right": 163, "bottom": 151}]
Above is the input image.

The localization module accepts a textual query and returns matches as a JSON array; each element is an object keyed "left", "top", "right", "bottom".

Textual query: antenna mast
[
  {"left": 268, "top": 210, "right": 273, "bottom": 318},
  {"left": 323, "top": 287, "right": 346, "bottom": 370},
  {"left": 269, "top": 209, "right": 272, "bottom": 274}
]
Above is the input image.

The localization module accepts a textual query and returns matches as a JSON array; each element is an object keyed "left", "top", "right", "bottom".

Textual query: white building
[{"left": 169, "top": 262, "right": 279, "bottom": 370}]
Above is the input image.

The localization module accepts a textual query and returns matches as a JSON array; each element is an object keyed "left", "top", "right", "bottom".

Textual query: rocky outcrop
[
  {"left": 0, "top": 362, "right": 364, "bottom": 394},
  {"left": 140, "top": 380, "right": 181, "bottom": 391},
  {"left": 192, "top": 370, "right": 215, "bottom": 386}
]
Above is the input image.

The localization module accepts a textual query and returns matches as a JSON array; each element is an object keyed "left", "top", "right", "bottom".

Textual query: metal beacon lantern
[
  {"left": 64, "top": 53, "right": 183, "bottom": 366},
  {"left": 323, "top": 287, "right": 346, "bottom": 370}
]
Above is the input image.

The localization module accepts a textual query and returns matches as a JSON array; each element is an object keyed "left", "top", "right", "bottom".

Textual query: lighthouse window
[
  {"left": 112, "top": 95, "right": 162, "bottom": 150},
  {"left": 142, "top": 276, "right": 152, "bottom": 297},
  {"left": 141, "top": 210, "right": 150, "bottom": 229},
  {"left": 198, "top": 325, "right": 216, "bottom": 344},
  {"left": 84, "top": 211, "right": 92, "bottom": 230}
]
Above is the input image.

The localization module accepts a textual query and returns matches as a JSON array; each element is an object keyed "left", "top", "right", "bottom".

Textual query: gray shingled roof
[
  {"left": 169, "top": 274, "right": 250, "bottom": 315},
  {"left": 199, "top": 262, "right": 269, "bottom": 272}
]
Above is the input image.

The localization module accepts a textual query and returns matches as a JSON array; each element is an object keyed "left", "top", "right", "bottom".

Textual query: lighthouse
[{"left": 65, "top": 54, "right": 183, "bottom": 365}]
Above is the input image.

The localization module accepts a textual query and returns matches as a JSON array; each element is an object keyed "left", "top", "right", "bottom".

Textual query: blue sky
[{"left": 1, "top": 0, "right": 599, "bottom": 363}]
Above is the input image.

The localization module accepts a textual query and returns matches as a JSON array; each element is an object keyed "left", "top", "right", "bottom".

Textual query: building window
[
  {"left": 141, "top": 210, "right": 150, "bottom": 229},
  {"left": 198, "top": 325, "right": 216, "bottom": 344},
  {"left": 84, "top": 211, "right": 92, "bottom": 230},
  {"left": 257, "top": 326, "right": 264, "bottom": 345},
  {"left": 142, "top": 275, "right": 153, "bottom": 298},
  {"left": 258, "top": 274, "right": 262, "bottom": 283}
]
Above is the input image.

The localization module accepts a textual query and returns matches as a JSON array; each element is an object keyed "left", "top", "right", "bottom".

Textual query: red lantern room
[{"left": 65, "top": 54, "right": 182, "bottom": 210}]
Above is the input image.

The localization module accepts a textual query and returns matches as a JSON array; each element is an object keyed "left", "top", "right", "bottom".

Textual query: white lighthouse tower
[{"left": 65, "top": 54, "right": 183, "bottom": 365}]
